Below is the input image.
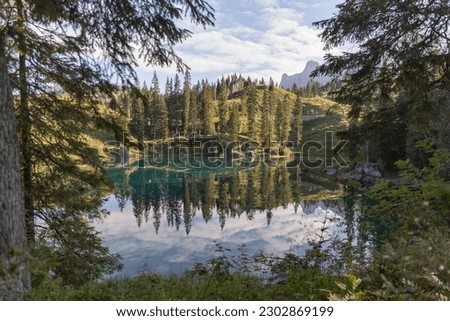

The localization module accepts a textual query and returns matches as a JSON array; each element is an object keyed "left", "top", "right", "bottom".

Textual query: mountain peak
[
  {"left": 305, "top": 60, "right": 319, "bottom": 69},
  {"left": 279, "top": 60, "right": 330, "bottom": 89}
]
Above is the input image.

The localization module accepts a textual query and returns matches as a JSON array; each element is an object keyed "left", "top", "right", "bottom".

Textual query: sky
[{"left": 136, "top": 0, "right": 342, "bottom": 86}]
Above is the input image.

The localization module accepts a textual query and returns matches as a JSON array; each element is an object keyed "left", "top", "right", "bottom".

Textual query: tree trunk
[
  {"left": 16, "top": 0, "right": 35, "bottom": 243},
  {"left": 0, "top": 32, "right": 31, "bottom": 300}
]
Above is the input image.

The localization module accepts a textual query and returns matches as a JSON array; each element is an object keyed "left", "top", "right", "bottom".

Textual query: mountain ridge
[{"left": 279, "top": 60, "right": 332, "bottom": 89}]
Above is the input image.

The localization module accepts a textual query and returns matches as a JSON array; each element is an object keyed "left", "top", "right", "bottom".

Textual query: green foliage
[
  {"left": 364, "top": 142, "right": 450, "bottom": 241},
  {"left": 350, "top": 140, "right": 450, "bottom": 299},
  {"left": 32, "top": 216, "right": 122, "bottom": 289},
  {"left": 362, "top": 228, "right": 450, "bottom": 300},
  {"left": 314, "top": 0, "right": 450, "bottom": 169},
  {"left": 200, "top": 81, "right": 217, "bottom": 135},
  {"left": 30, "top": 242, "right": 344, "bottom": 301},
  {"left": 120, "top": 74, "right": 315, "bottom": 154}
]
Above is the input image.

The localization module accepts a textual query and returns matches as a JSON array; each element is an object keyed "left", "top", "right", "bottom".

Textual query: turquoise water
[{"left": 96, "top": 160, "right": 351, "bottom": 276}]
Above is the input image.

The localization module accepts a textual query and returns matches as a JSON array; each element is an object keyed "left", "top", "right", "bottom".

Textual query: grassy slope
[{"left": 301, "top": 96, "right": 349, "bottom": 148}]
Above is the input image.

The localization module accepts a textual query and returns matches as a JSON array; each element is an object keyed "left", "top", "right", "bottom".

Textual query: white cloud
[
  {"left": 137, "top": 0, "right": 339, "bottom": 84},
  {"left": 96, "top": 197, "right": 344, "bottom": 276}
]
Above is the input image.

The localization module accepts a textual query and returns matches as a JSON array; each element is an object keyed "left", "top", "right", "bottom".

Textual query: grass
[{"left": 30, "top": 259, "right": 343, "bottom": 301}]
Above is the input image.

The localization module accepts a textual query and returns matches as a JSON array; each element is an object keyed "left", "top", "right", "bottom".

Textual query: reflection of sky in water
[{"left": 95, "top": 196, "right": 343, "bottom": 276}]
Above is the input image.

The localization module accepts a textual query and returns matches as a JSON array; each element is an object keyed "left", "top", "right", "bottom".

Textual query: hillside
[
  {"left": 97, "top": 79, "right": 349, "bottom": 168},
  {"left": 301, "top": 96, "right": 349, "bottom": 143}
]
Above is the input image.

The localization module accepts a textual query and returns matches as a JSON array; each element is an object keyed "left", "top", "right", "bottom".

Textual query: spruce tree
[
  {"left": 200, "top": 81, "right": 216, "bottom": 135},
  {"left": 313, "top": 0, "right": 450, "bottom": 164},
  {"left": 172, "top": 74, "right": 183, "bottom": 134},
  {"left": 261, "top": 90, "right": 274, "bottom": 150},
  {"left": 183, "top": 70, "right": 191, "bottom": 136},
  {"left": 292, "top": 94, "right": 303, "bottom": 145},
  {"left": 229, "top": 102, "right": 241, "bottom": 141},
  {"left": 0, "top": 31, "right": 30, "bottom": 300},
  {"left": 277, "top": 94, "right": 292, "bottom": 147},
  {"left": 150, "top": 72, "right": 169, "bottom": 140},
  {"left": 218, "top": 77, "right": 230, "bottom": 135},
  {"left": 189, "top": 85, "right": 200, "bottom": 134},
  {"left": 0, "top": 0, "right": 215, "bottom": 297},
  {"left": 129, "top": 84, "right": 145, "bottom": 142},
  {"left": 246, "top": 83, "right": 261, "bottom": 142}
]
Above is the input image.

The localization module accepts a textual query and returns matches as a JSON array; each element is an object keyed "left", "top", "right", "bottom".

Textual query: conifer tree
[
  {"left": 246, "top": 83, "right": 261, "bottom": 142},
  {"left": 189, "top": 85, "right": 200, "bottom": 134},
  {"left": 261, "top": 90, "right": 274, "bottom": 149},
  {"left": 183, "top": 70, "right": 191, "bottom": 136},
  {"left": 292, "top": 94, "right": 303, "bottom": 144},
  {"left": 229, "top": 102, "right": 241, "bottom": 141},
  {"left": 0, "top": 0, "right": 215, "bottom": 297},
  {"left": 129, "top": 83, "right": 145, "bottom": 142},
  {"left": 218, "top": 77, "right": 230, "bottom": 135},
  {"left": 239, "top": 92, "right": 249, "bottom": 135},
  {"left": 172, "top": 74, "right": 183, "bottom": 134},
  {"left": 200, "top": 81, "right": 216, "bottom": 135},
  {"left": 150, "top": 72, "right": 169, "bottom": 140},
  {"left": 0, "top": 31, "right": 30, "bottom": 299},
  {"left": 313, "top": 0, "right": 450, "bottom": 163},
  {"left": 277, "top": 94, "right": 292, "bottom": 146}
]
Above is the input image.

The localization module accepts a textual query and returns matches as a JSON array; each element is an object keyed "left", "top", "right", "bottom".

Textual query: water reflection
[{"left": 97, "top": 162, "right": 349, "bottom": 276}]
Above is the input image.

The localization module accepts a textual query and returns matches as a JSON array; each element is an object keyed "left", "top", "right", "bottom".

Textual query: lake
[{"left": 96, "top": 158, "right": 356, "bottom": 276}]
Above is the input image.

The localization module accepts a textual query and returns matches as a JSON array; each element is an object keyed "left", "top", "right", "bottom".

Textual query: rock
[
  {"left": 350, "top": 173, "right": 363, "bottom": 181},
  {"left": 324, "top": 167, "right": 338, "bottom": 176},
  {"left": 361, "top": 175, "right": 376, "bottom": 185},
  {"left": 362, "top": 163, "right": 382, "bottom": 178}
]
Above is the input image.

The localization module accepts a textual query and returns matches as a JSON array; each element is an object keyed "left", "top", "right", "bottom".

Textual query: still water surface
[{"left": 96, "top": 160, "right": 352, "bottom": 276}]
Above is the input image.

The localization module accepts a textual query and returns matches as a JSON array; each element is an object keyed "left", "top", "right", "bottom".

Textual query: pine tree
[
  {"left": 246, "top": 83, "right": 261, "bottom": 142},
  {"left": 229, "top": 102, "right": 241, "bottom": 141},
  {"left": 0, "top": 32, "right": 30, "bottom": 300},
  {"left": 277, "top": 94, "right": 292, "bottom": 146},
  {"left": 129, "top": 84, "right": 145, "bottom": 142},
  {"left": 0, "top": 0, "right": 215, "bottom": 296},
  {"left": 189, "top": 85, "right": 200, "bottom": 134},
  {"left": 313, "top": 0, "right": 450, "bottom": 164},
  {"left": 150, "top": 72, "right": 168, "bottom": 140},
  {"left": 292, "top": 94, "right": 303, "bottom": 145},
  {"left": 239, "top": 92, "right": 249, "bottom": 135},
  {"left": 261, "top": 90, "right": 274, "bottom": 149},
  {"left": 217, "top": 77, "right": 230, "bottom": 135},
  {"left": 200, "top": 81, "right": 216, "bottom": 135},
  {"left": 182, "top": 70, "right": 191, "bottom": 136},
  {"left": 172, "top": 74, "right": 183, "bottom": 134}
]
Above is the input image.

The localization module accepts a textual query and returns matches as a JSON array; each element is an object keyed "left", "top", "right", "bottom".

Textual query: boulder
[
  {"left": 362, "top": 163, "right": 382, "bottom": 178},
  {"left": 350, "top": 173, "right": 363, "bottom": 181},
  {"left": 324, "top": 167, "right": 338, "bottom": 176},
  {"left": 355, "top": 164, "right": 364, "bottom": 174}
]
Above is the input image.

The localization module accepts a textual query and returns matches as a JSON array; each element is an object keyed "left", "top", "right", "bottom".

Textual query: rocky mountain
[{"left": 279, "top": 60, "right": 332, "bottom": 89}]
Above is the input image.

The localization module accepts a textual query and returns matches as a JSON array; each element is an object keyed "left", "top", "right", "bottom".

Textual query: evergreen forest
[{"left": 0, "top": 0, "right": 449, "bottom": 302}]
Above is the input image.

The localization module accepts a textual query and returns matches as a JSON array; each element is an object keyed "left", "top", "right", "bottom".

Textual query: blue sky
[{"left": 137, "top": 0, "right": 342, "bottom": 85}]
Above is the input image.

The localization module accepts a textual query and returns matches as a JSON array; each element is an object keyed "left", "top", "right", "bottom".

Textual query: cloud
[
  {"left": 96, "top": 198, "right": 344, "bottom": 276},
  {"left": 137, "top": 0, "right": 340, "bottom": 85}
]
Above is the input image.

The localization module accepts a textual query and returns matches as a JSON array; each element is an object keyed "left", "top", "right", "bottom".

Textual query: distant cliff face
[{"left": 279, "top": 60, "right": 332, "bottom": 89}]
